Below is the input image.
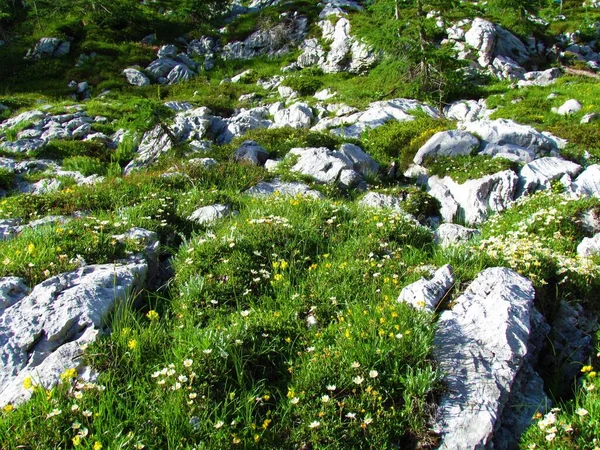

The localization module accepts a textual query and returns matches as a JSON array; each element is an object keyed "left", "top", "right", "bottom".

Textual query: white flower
[
  {"left": 352, "top": 376, "right": 364, "bottom": 385},
  {"left": 351, "top": 361, "right": 360, "bottom": 369},
  {"left": 321, "top": 395, "right": 330, "bottom": 403},
  {"left": 178, "top": 375, "right": 188, "bottom": 383},
  {"left": 576, "top": 408, "right": 589, "bottom": 416},
  {"left": 545, "top": 432, "right": 556, "bottom": 442},
  {"left": 183, "top": 359, "right": 193, "bottom": 368},
  {"left": 214, "top": 421, "right": 224, "bottom": 429},
  {"left": 309, "top": 421, "right": 320, "bottom": 429},
  {"left": 326, "top": 385, "right": 336, "bottom": 391},
  {"left": 203, "top": 349, "right": 213, "bottom": 355},
  {"left": 369, "top": 370, "right": 378, "bottom": 378},
  {"left": 290, "top": 397, "right": 300, "bottom": 405},
  {"left": 345, "top": 412, "right": 356, "bottom": 419}
]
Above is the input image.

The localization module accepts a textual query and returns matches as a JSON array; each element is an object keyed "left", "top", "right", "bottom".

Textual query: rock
[
  {"left": 444, "top": 99, "right": 492, "bottom": 123},
  {"left": 338, "top": 168, "right": 364, "bottom": 190},
  {"left": 167, "top": 64, "right": 196, "bottom": 84},
  {"left": 517, "top": 68, "right": 562, "bottom": 88},
  {"left": 188, "top": 204, "right": 232, "bottom": 225},
  {"left": 581, "top": 113, "right": 600, "bottom": 124},
  {"left": 264, "top": 159, "right": 281, "bottom": 172},
  {"left": 398, "top": 265, "right": 454, "bottom": 311},
  {"left": 494, "top": 25, "right": 529, "bottom": 66},
  {"left": 479, "top": 142, "right": 536, "bottom": 163},
  {"left": 157, "top": 45, "right": 178, "bottom": 59},
  {"left": 188, "top": 158, "right": 217, "bottom": 169},
  {"left": 491, "top": 55, "right": 526, "bottom": 81},
  {"left": 0, "top": 278, "right": 29, "bottom": 313},
  {"left": 170, "top": 107, "right": 213, "bottom": 142},
  {"left": 277, "top": 85, "right": 299, "bottom": 99},
  {"left": 288, "top": 147, "right": 354, "bottom": 184},
  {"left": 577, "top": 233, "right": 600, "bottom": 257},
  {"left": 464, "top": 18, "right": 497, "bottom": 67},
  {"left": 26, "top": 38, "right": 70, "bottom": 59},
  {"left": 413, "top": 131, "right": 480, "bottom": 165},
  {"left": 233, "top": 140, "right": 269, "bottom": 166},
  {"left": 337, "top": 143, "right": 378, "bottom": 176},
  {"left": 0, "top": 110, "right": 46, "bottom": 130},
  {"left": 434, "top": 224, "right": 480, "bottom": 248},
  {"left": 573, "top": 165, "right": 600, "bottom": 198},
  {"left": 297, "top": 38, "right": 326, "bottom": 69},
  {"left": 314, "top": 88, "right": 336, "bottom": 101},
  {"left": 462, "top": 119, "right": 557, "bottom": 156},
  {"left": 0, "top": 261, "right": 148, "bottom": 407},
  {"left": 245, "top": 179, "right": 323, "bottom": 198},
  {"left": 273, "top": 102, "right": 313, "bottom": 129},
  {"left": 554, "top": 99, "right": 583, "bottom": 115},
  {"left": 427, "top": 170, "right": 518, "bottom": 225},
  {"left": 216, "top": 107, "right": 272, "bottom": 144},
  {"left": 433, "top": 267, "right": 546, "bottom": 449},
  {"left": 146, "top": 58, "right": 179, "bottom": 80},
  {"left": 124, "top": 125, "right": 174, "bottom": 174},
  {"left": 359, "top": 192, "right": 403, "bottom": 210},
  {"left": 518, "top": 157, "right": 581, "bottom": 196}
]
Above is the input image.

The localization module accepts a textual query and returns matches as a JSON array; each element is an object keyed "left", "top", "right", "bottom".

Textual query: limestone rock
[
  {"left": 0, "top": 278, "right": 28, "bottom": 314},
  {"left": 288, "top": 147, "right": 353, "bottom": 184},
  {"left": 518, "top": 157, "right": 581, "bottom": 196},
  {"left": 573, "top": 165, "right": 600, "bottom": 198},
  {"left": 413, "top": 131, "right": 480, "bottom": 165},
  {"left": 359, "top": 192, "right": 403, "bottom": 210},
  {"left": 434, "top": 224, "right": 480, "bottom": 248},
  {"left": 465, "top": 18, "right": 497, "bottom": 67},
  {"left": 245, "top": 179, "right": 323, "bottom": 198},
  {"left": 124, "top": 125, "right": 174, "bottom": 174},
  {"left": 337, "top": 143, "right": 378, "bottom": 176},
  {"left": 577, "top": 233, "right": 600, "bottom": 257},
  {"left": 554, "top": 99, "right": 583, "bottom": 116},
  {"left": 434, "top": 267, "right": 545, "bottom": 449},
  {"left": 273, "top": 103, "right": 313, "bottom": 129},
  {"left": 167, "top": 64, "right": 196, "bottom": 85},
  {"left": 398, "top": 265, "right": 455, "bottom": 311},
  {"left": 188, "top": 204, "right": 232, "bottom": 225},
  {"left": 517, "top": 68, "right": 562, "bottom": 88},
  {"left": 26, "top": 38, "right": 70, "bottom": 59},
  {"left": 233, "top": 141, "right": 269, "bottom": 166},
  {"left": 0, "top": 261, "right": 148, "bottom": 407}
]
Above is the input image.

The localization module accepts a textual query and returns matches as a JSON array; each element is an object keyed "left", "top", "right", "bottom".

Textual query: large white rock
[
  {"left": 337, "top": 143, "right": 378, "bottom": 176},
  {"left": 444, "top": 99, "right": 491, "bottom": 123},
  {"left": 464, "top": 18, "right": 497, "bottom": 67},
  {"left": 554, "top": 99, "right": 583, "bottom": 116},
  {"left": 413, "top": 130, "right": 480, "bottom": 165},
  {"left": 233, "top": 140, "right": 269, "bottom": 166},
  {"left": 427, "top": 170, "right": 518, "bottom": 225},
  {"left": 122, "top": 68, "right": 151, "bottom": 87},
  {"left": 288, "top": 147, "right": 354, "bottom": 184},
  {"left": 167, "top": 64, "right": 196, "bottom": 84},
  {"left": 0, "top": 262, "right": 148, "bottom": 406},
  {"left": 398, "top": 265, "right": 454, "bottom": 311},
  {"left": 245, "top": 179, "right": 323, "bottom": 198},
  {"left": 573, "top": 165, "right": 600, "bottom": 198},
  {"left": 577, "top": 234, "right": 600, "bottom": 257},
  {"left": 517, "top": 68, "right": 561, "bottom": 88},
  {"left": 273, "top": 102, "right": 313, "bottom": 129},
  {"left": 188, "top": 204, "right": 232, "bottom": 225},
  {"left": 434, "top": 268, "right": 546, "bottom": 449},
  {"left": 146, "top": 58, "right": 179, "bottom": 79},
  {"left": 0, "top": 278, "right": 29, "bottom": 313},
  {"left": 462, "top": 119, "right": 557, "bottom": 155},
  {"left": 124, "top": 125, "right": 173, "bottom": 174},
  {"left": 434, "top": 224, "right": 480, "bottom": 248},
  {"left": 359, "top": 192, "right": 403, "bottom": 210},
  {"left": 518, "top": 157, "right": 582, "bottom": 196}
]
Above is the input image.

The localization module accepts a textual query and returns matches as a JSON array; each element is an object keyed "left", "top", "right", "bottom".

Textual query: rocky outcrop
[
  {"left": 427, "top": 170, "right": 518, "bottom": 225},
  {"left": 25, "top": 38, "right": 70, "bottom": 59},
  {"left": 517, "top": 157, "right": 582, "bottom": 196},
  {"left": 434, "top": 268, "right": 549, "bottom": 449},
  {"left": 398, "top": 265, "right": 454, "bottom": 311},
  {"left": 573, "top": 165, "right": 600, "bottom": 198},
  {"left": 0, "top": 261, "right": 148, "bottom": 407},
  {"left": 122, "top": 68, "right": 151, "bottom": 87},
  {"left": 577, "top": 233, "right": 600, "bottom": 257}
]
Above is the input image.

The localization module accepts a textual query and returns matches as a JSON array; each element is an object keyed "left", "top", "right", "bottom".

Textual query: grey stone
[
  {"left": 0, "top": 278, "right": 29, "bottom": 314},
  {"left": 0, "top": 261, "right": 148, "bottom": 407},
  {"left": 434, "top": 224, "right": 480, "bottom": 248},
  {"left": 478, "top": 142, "right": 536, "bottom": 163},
  {"left": 288, "top": 147, "right": 353, "bottom": 184},
  {"left": 146, "top": 58, "right": 179, "bottom": 79},
  {"left": 573, "top": 165, "right": 600, "bottom": 198},
  {"left": 26, "top": 38, "right": 69, "bottom": 59},
  {"left": 413, "top": 131, "right": 480, "bottom": 165},
  {"left": 444, "top": 99, "right": 492, "bottom": 123},
  {"left": 233, "top": 141, "right": 269, "bottom": 166},
  {"left": 188, "top": 204, "right": 232, "bottom": 225},
  {"left": 122, "top": 68, "right": 151, "bottom": 87},
  {"left": 338, "top": 143, "right": 378, "bottom": 176},
  {"left": 188, "top": 158, "right": 217, "bottom": 169},
  {"left": 124, "top": 125, "right": 174, "bottom": 174},
  {"left": 398, "top": 264, "right": 454, "bottom": 311},
  {"left": 273, "top": 102, "right": 313, "bottom": 129},
  {"left": 581, "top": 113, "right": 600, "bottom": 124},
  {"left": 464, "top": 18, "right": 497, "bottom": 67},
  {"left": 517, "top": 68, "right": 562, "bottom": 88},
  {"left": 157, "top": 45, "right": 178, "bottom": 59},
  {"left": 245, "top": 179, "right": 323, "bottom": 198},
  {"left": 577, "top": 233, "right": 600, "bottom": 257},
  {"left": 554, "top": 99, "right": 583, "bottom": 115},
  {"left": 518, "top": 157, "right": 581, "bottom": 196},
  {"left": 434, "top": 267, "right": 544, "bottom": 450},
  {"left": 358, "top": 192, "right": 403, "bottom": 210},
  {"left": 167, "top": 64, "right": 196, "bottom": 84}
]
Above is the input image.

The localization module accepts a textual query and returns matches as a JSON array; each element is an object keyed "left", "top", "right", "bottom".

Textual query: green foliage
[
  {"left": 424, "top": 155, "right": 519, "bottom": 184},
  {"left": 34, "top": 140, "right": 108, "bottom": 161},
  {"left": 362, "top": 116, "right": 452, "bottom": 169},
  {"left": 62, "top": 156, "right": 107, "bottom": 176},
  {"left": 0, "top": 167, "right": 15, "bottom": 190},
  {"left": 281, "top": 70, "right": 324, "bottom": 96}
]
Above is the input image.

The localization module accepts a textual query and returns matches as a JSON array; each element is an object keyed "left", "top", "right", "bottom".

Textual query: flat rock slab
[
  {"left": 433, "top": 267, "right": 543, "bottom": 449},
  {"left": 0, "top": 261, "right": 148, "bottom": 407}
]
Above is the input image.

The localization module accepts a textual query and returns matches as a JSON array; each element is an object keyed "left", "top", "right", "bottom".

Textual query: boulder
[
  {"left": 359, "top": 192, "right": 403, "bottom": 210},
  {"left": 0, "top": 278, "right": 29, "bottom": 313},
  {"left": 170, "top": 107, "right": 213, "bottom": 142},
  {"left": 464, "top": 18, "right": 497, "bottom": 67},
  {"left": 233, "top": 140, "right": 269, "bottom": 166},
  {"left": 517, "top": 68, "right": 562, "bottom": 88},
  {"left": 0, "top": 261, "right": 148, "bottom": 407},
  {"left": 433, "top": 267, "right": 548, "bottom": 449},
  {"left": 478, "top": 142, "right": 536, "bottom": 163},
  {"left": 124, "top": 125, "right": 174, "bottom": 174},
  {"left": 157, "top": 45, "right": 178, "bottom": 59},
  {"left": 277, "top": 85, "right": 299, "bottom": 99},
  {"left": 398, "top": 265, "right": 455, "bottom": 311},
  {"left": 427, "top": 170, "right": 518, "bottom": 225},
  {"left": 146, "top": 58, "right": 179, "bottom": 80},
  {"left": 288, "top": 147, "right": 353, "bottom": 184},
  {"left": 434, "top": 224, "right": 480, "bottom": 248},
  {"left": 188, "top": 204, "right": 232, "bottom": 225},
  {"left": 26, "top": 38, "right": 70, "bottom": 59},
  {"left": 245, "top": 179, "right": 323, "bottom": 198},
  {"left": 337, "top": 143, "right": 378, "bottom": 176},
  {"left": 188, "top": 158, "right": 217, "bottom": 169},
  {"left": 573, "top": 165, "right": 600, "bottom": 198},
  {"left": 462, "top": 119, "right": 557, "bottom": 155},
  {"left": 167, "top": 64, "right": 196, "bottom": 84},
  {"left": 577, "top": 233, "right": 600, "bottom": 257},
  {"left": 273, "top": 102, "right": 313, "bottom": 129},
  {"left": 444, "top": 99, "right": 491, "bottom": 123},
  {"left": 413, "top": 131, "right": 480, "bottom": 165},
  {"left": 217, "top": 107, "right": 272, "bottom": 144},
  {"left": 554, "top": 99, "right": 583, "bottom": 115},
  {"left": 518, "top": 157, "right": 581, "bottom": 196}
]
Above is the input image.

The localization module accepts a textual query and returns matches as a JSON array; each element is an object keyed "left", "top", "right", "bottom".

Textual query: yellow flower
[
  {"left": 27, "top": 243, "right": 35, "bottom": 254},
  {"left": 262, "top": 418, "right": 272, "bottom": 430},
  {"left": 280, "top": 260, "right": 289, "bottom": 270},
  {"left": 3, "top": 404, "right": 13, "bottom": 413},
  {"left": 72, "top": 435, "right": 81, "bottom": 446},
  {"left": 146, "top": 310, "right": 159, "bottom": 321},
  {"left": 93, "top": 442, "right": 102, "bottom": 450},
  {"left": 60, "top": 368, "right": 77, "bottom": 382},
  {"left": 23, "top": 377, "right": 33, "bottom": 390},
  {"left": 581, "top": 365, "right": 593, "bottom": 373},
  {"left": 128, "top": 339, "right": 137, "bottom": 350},
  {"left": 273, "top": 274, "right": 284, "bottom": 282}
]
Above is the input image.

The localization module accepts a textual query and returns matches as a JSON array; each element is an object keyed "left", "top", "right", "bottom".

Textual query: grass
[{"left": 424, "top": 155, "right": 519, "bottom": 184}]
